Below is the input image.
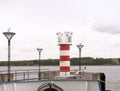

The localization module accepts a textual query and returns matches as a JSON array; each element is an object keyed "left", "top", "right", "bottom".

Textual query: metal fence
[
  {"left": 0, "top": 69, "right": 60, "bottom": 82},
  {"left": 0, "top": 68, "right": 87, "bottom": 82}
]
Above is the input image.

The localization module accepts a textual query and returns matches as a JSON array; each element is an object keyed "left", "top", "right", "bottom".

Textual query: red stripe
[
  {"left": 60, "top": 56, "right": 70, "bottom": 61},
  {"left": 60, "top": 66, "right": 70, "bottom": 72},
  {"left": 60, "top": 45, "right": 70, "bottom": 50}
]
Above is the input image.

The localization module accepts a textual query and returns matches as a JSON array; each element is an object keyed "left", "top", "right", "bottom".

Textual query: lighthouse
[{"left": 56, "top": 32, "right": 72, "bottom": 76}]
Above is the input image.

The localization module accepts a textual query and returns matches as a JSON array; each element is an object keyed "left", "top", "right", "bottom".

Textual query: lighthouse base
[
  {"left": 60, "top": 72, "right": 70, "bottom": 76},
  {"left": 54, "top": 75, "right": 76, "bottom": 80}
]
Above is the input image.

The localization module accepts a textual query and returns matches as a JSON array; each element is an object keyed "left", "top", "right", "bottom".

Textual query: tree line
[{"left": 0, "top": 57, "right": 120, "bottom": 66}]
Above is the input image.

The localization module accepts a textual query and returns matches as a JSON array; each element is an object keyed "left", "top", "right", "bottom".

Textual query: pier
[
  {"left": 0, "top": 69, "right": 105, "bottom": 90},
  {"left": 0, "top": 69, "right": 106, "bottom": 91},
  {"left": 0, "top": 69, "right": 105, "bottom": 82}
]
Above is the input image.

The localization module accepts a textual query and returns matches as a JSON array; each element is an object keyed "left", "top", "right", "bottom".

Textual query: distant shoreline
[{"left": 0, "top": 57, "right": 120, "bottom": 66}]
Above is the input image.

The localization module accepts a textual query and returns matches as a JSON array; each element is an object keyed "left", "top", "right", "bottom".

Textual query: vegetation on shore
[{"left": 0, "top": 57, "right": 120, "bottom": 66}]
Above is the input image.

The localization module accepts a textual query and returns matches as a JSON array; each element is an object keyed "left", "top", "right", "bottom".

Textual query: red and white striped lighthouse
[{"left": 56, "top": 32, "right": 72, "bottom": 76}]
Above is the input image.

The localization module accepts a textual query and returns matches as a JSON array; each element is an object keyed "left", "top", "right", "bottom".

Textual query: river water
[{"left": 0, "top": 66, "right": 120, "bottom": 91}]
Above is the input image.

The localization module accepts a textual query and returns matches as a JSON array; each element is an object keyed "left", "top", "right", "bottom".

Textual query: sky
[{"left": 0, "top": 0, "right": 120, "bottom": 61}]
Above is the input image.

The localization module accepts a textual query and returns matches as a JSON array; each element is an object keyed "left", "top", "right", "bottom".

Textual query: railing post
[
  {"left": 15, "top": 70, "right": 17, "bottom": 80},
  {"left": 23, "top": 73, "right": 25, "bottom": 80},
  {"left": 27, "top": 70, "right": 29, "bottom": 80}
]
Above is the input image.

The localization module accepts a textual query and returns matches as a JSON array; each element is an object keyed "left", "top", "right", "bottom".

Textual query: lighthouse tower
[{"left": 56, "top": 32, "right": 72, "bottom": 76}]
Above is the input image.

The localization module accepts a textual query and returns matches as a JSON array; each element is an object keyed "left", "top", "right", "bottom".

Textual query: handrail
[{"left": 0, "top": 69, "right": 58, "bottom": 82}]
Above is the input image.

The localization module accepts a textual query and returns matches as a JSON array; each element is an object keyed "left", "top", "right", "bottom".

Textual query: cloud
[{"left": 93, "top": 23, "right": 120, "bottom": 34}]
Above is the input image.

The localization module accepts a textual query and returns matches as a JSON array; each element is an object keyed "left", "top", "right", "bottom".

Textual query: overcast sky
[{"left": 0, "top": 0, "right": 120, "bottom": 61}]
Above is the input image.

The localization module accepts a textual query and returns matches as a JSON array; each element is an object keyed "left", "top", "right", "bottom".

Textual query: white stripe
[
  {"left": 60, "top": 50, "right": 70, "bottom": 56},
  {"left": 13, "top": 83, "right": 17, "bottom": 91},
  {"left": 3, "top": 84, "right": 6, "bottom": 91},
  {"left": 60, "top": 72, "right": 70, "bottom": 76},
  {"left": 85, "top": 81, "right": 88, "bottom": 91},
  {"left": 60, "top": 61, "right": 70, "bottom": 66}
]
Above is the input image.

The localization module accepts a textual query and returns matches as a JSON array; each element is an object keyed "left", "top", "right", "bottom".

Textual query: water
[
  {"left": 82, "top": 66, "right": 120, "bottom": 91},
  {"left": 0, "top": 66, "right": 120, "bottom": 91}
]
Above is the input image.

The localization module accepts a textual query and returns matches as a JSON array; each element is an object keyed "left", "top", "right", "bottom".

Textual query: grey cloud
[{"left": 93, "top": 24, "right": 120, "bottom": 34}]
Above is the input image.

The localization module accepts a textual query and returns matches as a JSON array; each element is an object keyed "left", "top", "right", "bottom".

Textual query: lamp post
[
  {"left": 37, "top": 48, "right": 43, "bottom": 80},
  {"left": 76, "top": 43, "right": 84, "bottom": 75},
  {"left": 3, "top": 28, "right": 15, "bottom": 81}
]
